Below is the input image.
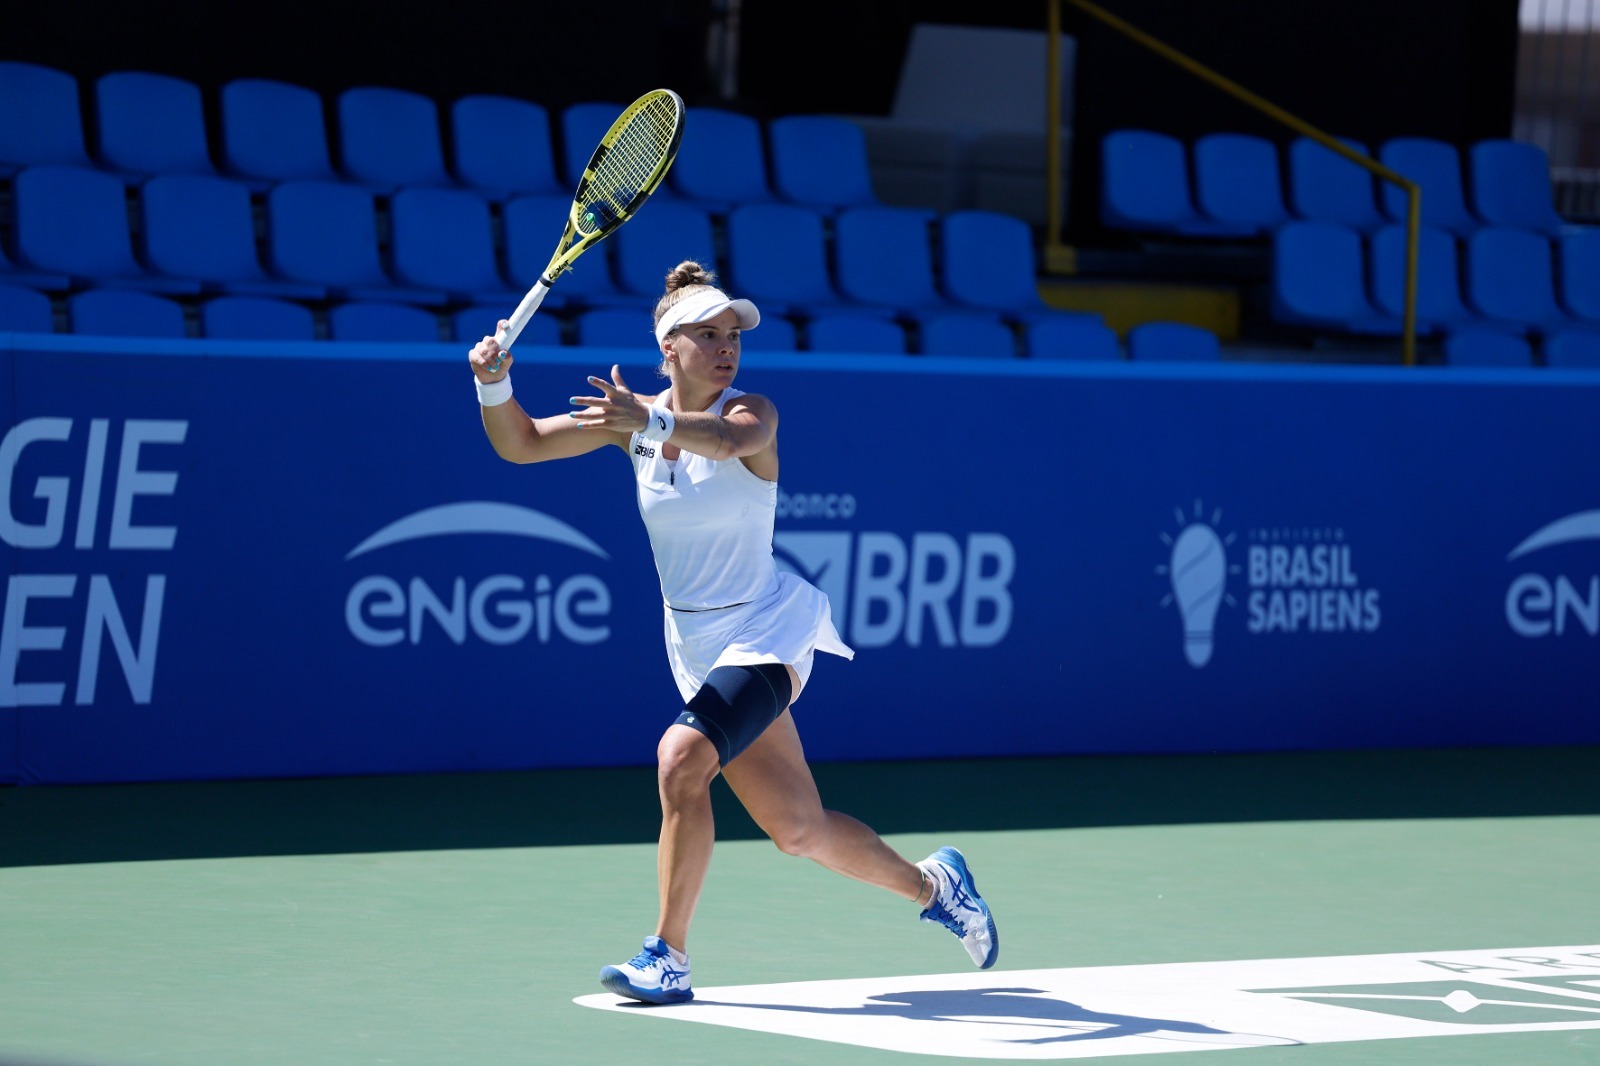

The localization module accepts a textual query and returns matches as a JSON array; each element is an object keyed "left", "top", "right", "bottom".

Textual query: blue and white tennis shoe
[
  {"left": 918, "top": 846, "right": 999, "bottom": 969},
  {"left": 599, "top": 936, "right": 694, "bottom": 1004}
]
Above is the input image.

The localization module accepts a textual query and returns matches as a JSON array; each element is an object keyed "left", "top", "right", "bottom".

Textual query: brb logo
[
  {"left": 1, "top": 417, "right": 186, "bottom": 706},
  {"left": 1158, "top": 500, "right": 1381, "bottom": 668},
  {"left": 343, "top": 501, "right": 613, "bottom": 647},
  {"left": 772, "top": 489, "right": 1014, "bottom": 650},
  {"left": 1505, "top": 509, "right": 1600, "bottom": 638}
]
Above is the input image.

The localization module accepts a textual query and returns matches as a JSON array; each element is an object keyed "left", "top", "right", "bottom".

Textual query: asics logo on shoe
[
  {"left": 944, "top": 876, "right": 979, "bottom": 914},
  {"left": 660, "top": 965, "right": 688, "bottom": 987}
]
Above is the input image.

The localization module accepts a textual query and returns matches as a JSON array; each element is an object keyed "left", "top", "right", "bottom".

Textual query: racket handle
[{"left": 495, "top": 278, "right": 553, "bottom": 349}]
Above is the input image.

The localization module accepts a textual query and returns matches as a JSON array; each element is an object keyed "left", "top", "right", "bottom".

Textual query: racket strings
[{"left": 581, "top": 96, "right": 680, "bottom": 229}]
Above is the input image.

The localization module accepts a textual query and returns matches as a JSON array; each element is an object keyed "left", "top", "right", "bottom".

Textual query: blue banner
[{"left": 3, "top": 334, "right": 1598, "bottom": 784}]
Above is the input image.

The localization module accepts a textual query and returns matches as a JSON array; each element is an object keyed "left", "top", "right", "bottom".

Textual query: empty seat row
[
  {"left": 1443, "top": 328, "right": 1600, "bottom": 369},
  {"left": 1103, "top": 130, "right": 1579, "bottom": 240},
  {"left": 0, "top": 163, "right": 1088, "bottom": 337},
  {"left": 1271, "top": 221, "right": 1600, "bottom": 339},
  {"left": 0, "top": 61, "right": 882, "bottom": 215},
  {"left": 0, "top": 282, "right": 1220, "bottom": 361}
]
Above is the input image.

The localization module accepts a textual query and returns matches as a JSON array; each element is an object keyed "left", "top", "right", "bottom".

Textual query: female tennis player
[{"left": 467, "top": 262, "right": 996, "bottom": 1003}]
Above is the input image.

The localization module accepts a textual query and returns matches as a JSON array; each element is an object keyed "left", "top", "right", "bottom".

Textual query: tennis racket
[{"left": 493, "top": 89, "right": 685, "bottom": 350}]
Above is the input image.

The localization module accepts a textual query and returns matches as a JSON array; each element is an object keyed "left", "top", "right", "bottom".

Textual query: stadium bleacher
[{"left": 0, "top": 50, "right": 1593, "bottom": 367}]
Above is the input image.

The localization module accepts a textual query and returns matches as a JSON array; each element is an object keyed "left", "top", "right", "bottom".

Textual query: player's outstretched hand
[{"left": 568, "top": 365, "right": 650, "bottom": 433}]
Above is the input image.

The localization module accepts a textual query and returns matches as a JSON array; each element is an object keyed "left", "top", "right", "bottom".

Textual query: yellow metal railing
[{"left": 1047, "top": 0, "right": 1422, "bottom": 365}]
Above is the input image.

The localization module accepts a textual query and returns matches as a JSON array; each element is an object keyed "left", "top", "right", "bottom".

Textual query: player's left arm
[{"left": 570, "top": 365, "right": 778, "bottom": 462}]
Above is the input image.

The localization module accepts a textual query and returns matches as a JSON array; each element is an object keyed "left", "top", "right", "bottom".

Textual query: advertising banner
[{"left": 3, "top": 335, "right": 1598, "bottom": 783}]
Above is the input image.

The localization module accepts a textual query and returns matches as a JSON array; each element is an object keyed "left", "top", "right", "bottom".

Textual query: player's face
[{"left": 666, "top": 309, "right": 741, "bottom": 385}]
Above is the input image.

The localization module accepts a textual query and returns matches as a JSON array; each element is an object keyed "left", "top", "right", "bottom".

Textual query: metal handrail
[{"left": 1048, "top": 0, "right": 1422, "bottom": 365}]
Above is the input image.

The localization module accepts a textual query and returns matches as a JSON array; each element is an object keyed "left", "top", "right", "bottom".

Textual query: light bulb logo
[{"left": 1157, "top": 501, "right": 1238, "bottom": 668}]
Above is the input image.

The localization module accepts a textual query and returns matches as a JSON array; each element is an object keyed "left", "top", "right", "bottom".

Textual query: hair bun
[{"left": 664, "top": 260, "right": 717, "bottom": 292}]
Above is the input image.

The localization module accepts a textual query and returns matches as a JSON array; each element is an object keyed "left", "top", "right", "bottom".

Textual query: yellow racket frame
[{"left": 496, "top": 89, "right": 685, "bottom": 349}]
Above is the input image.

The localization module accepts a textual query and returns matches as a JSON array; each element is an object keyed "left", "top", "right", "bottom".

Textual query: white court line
[{"left": 575, "top": 944, "right": 1600, "bottom": 1059}]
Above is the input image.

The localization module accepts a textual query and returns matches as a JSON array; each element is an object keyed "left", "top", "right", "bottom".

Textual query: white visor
[{"left": 654, "top": 287, "right": 760, "bottom": 345}]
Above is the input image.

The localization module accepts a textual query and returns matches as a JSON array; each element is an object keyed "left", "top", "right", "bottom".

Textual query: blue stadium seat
[
  {"left": 805, "top": 315, "right": 908, "bottom": 354},
  {"left": 200, "top": 296, "right": 317, "bottom": 340},
  {"left": 94, "top": 71, "right": 215, "bottom": 181},
  {"left": 218, "top": 78, "right": 338, "bottom": 188},
  {"left": 0, "top": 233, "right": 70, "bottom": 292},
  {"left": 1544, "top": 330, "right": 1600, "bottom": 368},
  {"left": 833, "top": 206, "right": 951, "bottom": 320},
  {"left": 337, "top": 86, "right": 452, "bottom": 193},
  {"left": 1127, "top": 321, "right": 1222, "bottom": 361},
  {"left": 1025, "top": 315, "right": 1122, "bottom": 360},
  {"left": 501, "top": 193, "right": 629, "bottom": 308},
  {"left": 920, "top": 313, "right": 1017, "bottom": 358},
  {"left": 1469, "top": 139, "right": 1568, "bottom": 235},
  {"left": 1288, "top": 137, "right": 1384, "bottom": 232},
  {"left": 450, "top": 95, "right": 562, "bottom": 202},
  {"left": 265, "top": 180, "right": 446, "bottom": 305},
  {"left": 1464, "top": 225, "right": 1588, "bottom": 335},
  {"left": 611, "top": 200, "right": 719, "bottom": 298},
  {"left": 328, "top": 302, "right": 442, "bottom": 342},
  {"left": 575, "top": 307, "right": 652, "bottom": 348},
  {"left": 1442, "top": 328, "right": 1534, "bottom": 367},
  {"left": 452, "top": 305, "right": 563, "bottom": 346},
  {"left": 0, "top": 61, "right": 89, "bottom": 175},
  {"left": 388, "top": 187, "right": 519, "bottom": 305},
  {"left": 141, "top": 173, "right": 325, "bottom": 299},
  {"left": 1100, "top": 129, "right": 1254, "bottom": 237},
  {"left": 12, "top": 164, "right": 199, "bottom": 295},
  {"left": 1271, "top": 220, "right": 1400, "bottom": 335},
  {"left": 1193, "top": 132, "right": 1291, "bottom": 235},
  {"left": 669, "top": 107, "right": 773, "bottom": 213},
  {"left": 725, "top": 203, "right": 882, "bottom": 317},
  {"left": 1557, "top": 229, "right": 1600, "bottom": 325},
  {"left": 767, "top": 115, "right": 880, "bottom": 214},
  {"left": 737, "top": 314, "right": 798, "bottom": 352},
  {"left": 1377, "top": 137, "right": 1478, "bottom": 238},
  {"left": 0, "top": 284, "right": 56, "bottom": 333},
  {"left": 68, "top": 288, "right": 188, "bottom": 337},
  {"left": 1368, "top": 223, "right": 1481, "bottom": 334},
  {"left": 939, "top": 209, "right": 1059, "bottom": 322}
]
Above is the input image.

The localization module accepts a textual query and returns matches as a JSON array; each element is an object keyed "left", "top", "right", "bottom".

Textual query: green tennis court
[{"left": 3, "top": 746, "right": 1597, "bottom": 1064}]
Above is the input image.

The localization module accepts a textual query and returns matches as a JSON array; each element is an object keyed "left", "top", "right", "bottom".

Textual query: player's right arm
[{"left": 469, "top": 329, "right": 627, "bottom": 464}]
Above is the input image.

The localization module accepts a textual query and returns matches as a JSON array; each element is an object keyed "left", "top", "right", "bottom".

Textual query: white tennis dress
[{"left": 631, "top": 386, "right": 854, "bottom": 703}]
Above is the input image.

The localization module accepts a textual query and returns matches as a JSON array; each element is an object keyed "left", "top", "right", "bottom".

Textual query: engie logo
[
  {"left": 1158, "top": 500, "right": 1381, "bottom": 668},
  {"left": 1, "top": 417, "right": 186, "bottom": 706},
  {"left": 1505, "top": 509, "right": 1600, "bottom": 637},
  {"left": 343, "top": 501, "right": 613, "bottom": 647},
  {"left": 773, "top": 530, "right": 1015, "bottom": 649}
]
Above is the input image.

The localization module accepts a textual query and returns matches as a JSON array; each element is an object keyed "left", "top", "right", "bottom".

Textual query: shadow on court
[
  {"left": 695, "top": 986, "right": 1300, "bottom": 1049},
  {"left": 3, "top": 745, "right": 1598, "bottom": 867}
]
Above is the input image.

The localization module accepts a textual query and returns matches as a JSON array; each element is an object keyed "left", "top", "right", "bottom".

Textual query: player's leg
[
  {"left": 598, "top": 722, "right": 718, "bottom": 1005},
  {"left": 653, "top": 723, "right": 721, "bottom": 951},
  {"left": 721, "top": 704, "right": 925, "bottom": 899},
  {"left": 722, "top": 673, "right": 999, "bottom": 969}
]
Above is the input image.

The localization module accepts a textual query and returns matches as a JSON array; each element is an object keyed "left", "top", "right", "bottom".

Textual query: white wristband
[
  {"left": 639, "top": 404, "right": 675, "bottom": 442},
  {"left": 475, "top": 373, "right": 512, "bottom": 407}
]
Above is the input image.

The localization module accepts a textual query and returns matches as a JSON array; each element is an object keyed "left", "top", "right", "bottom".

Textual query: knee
[
  {"left": 657, "top": 729, "right": 718, "bottom": 805},
  {"left": 767, "top": 813, "right": 823, "bottom": 859}
]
